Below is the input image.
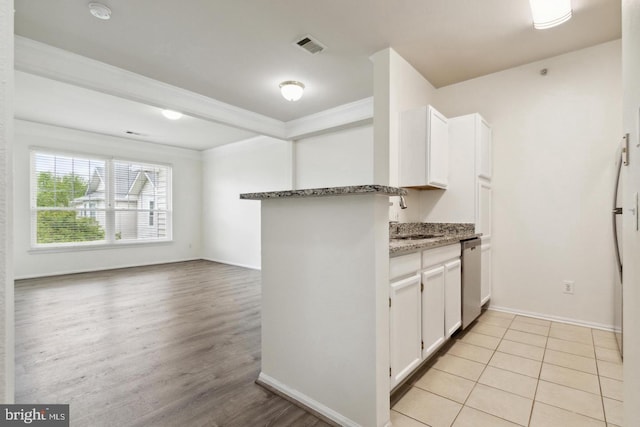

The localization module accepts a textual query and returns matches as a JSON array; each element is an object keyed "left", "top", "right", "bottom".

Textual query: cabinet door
[
  {"left": 427, "top": 106, "right": 449, "bottom": 188},
  {"left": 390, "top": 274, "right": 422, "bottom": 389},
  {"left": 422, "top": 266, "right": 445, "bottom": 359},
  {"left": 444, "top": 259, "right": 462, "bottom": 337},
  {"left": 399, "top": 107, "right": 427, "bottom": 187},
  {"left": 481, "top": 239, "right": 492, "bottom": 305},
  {"left": 478, "top": 117, "right": 492, "bottom": 180},
  {"left": 477, "top": 179, "right": 492, "bottom": 238}
]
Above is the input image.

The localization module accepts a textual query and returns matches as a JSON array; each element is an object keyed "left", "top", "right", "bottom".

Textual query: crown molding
[
  {"left": 14, "top": 36, "right": 287, "bottom": 138},
  {"left": 15, "top": 119, "right": 203, "bottom": 160},
  {"left": 15, "top": 36, "right": 373, "bottom": 142},
  {"left": 285, "top": 97, "right": 373, "bottom": 140}
]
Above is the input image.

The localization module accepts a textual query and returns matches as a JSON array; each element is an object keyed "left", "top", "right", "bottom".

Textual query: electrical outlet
[{"left": 563, "top": 280, "right": 574, "bottom": 294}]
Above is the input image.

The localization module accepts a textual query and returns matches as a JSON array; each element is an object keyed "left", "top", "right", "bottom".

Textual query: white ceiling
[
  {"left": 14, "top": 0, "right": 621, "bottom": 123},
  {"left": 14, "top": 72, "right": 259, "bottom": 150}
]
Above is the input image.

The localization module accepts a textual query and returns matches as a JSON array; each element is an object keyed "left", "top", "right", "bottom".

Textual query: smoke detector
[
  {"left": 294, "top": 35, "right": 326, "bottom": 55},
  {"left": 88, "top": 3, "right": 112, "bottom": 20}
]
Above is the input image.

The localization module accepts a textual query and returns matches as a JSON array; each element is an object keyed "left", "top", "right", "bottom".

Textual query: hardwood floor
[{"left": 15, "top": 260, "right": 332, "bottom": 427}]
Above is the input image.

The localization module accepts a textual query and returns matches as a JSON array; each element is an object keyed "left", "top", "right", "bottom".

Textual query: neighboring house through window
[
  {"left": 31, "top": 150, "right": 172, "bottom": 247},
  {"left": 149, "top": 201, "right": 155, "bottom": 226}
]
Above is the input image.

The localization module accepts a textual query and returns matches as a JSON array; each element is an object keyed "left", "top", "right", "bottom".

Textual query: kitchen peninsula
[{"left": 241, "top": 185, "right": 405, "bottom": 427}]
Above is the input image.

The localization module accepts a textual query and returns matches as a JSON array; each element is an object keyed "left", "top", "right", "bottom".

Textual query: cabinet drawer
[
  {"left": 422, "top": 244, "right": 461, "bottom": 269},
  {"left": 390, "top": 252, "right": 421, "bottom": 280}
]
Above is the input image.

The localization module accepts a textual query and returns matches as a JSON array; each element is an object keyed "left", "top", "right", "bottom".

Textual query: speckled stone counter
[
  {"left": 240, "top": 185, "right": 407, "bottom": 200},
  {"left": 389, "top": 222, "right": 481, "bottom": 255}
]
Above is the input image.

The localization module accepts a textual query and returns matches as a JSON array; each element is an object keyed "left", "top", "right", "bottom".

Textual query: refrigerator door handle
[{"left": 613, "top": 139, "right": 624, "bottom": 277}]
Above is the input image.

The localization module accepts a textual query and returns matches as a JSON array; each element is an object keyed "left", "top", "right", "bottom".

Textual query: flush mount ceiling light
[
  {"left": 88, "top": 2, "right": 112, "bottom": 20},
  {"left": 529, "top": 0, "right": 572, "bottom": 29},
  {"left": 161, "top": 109, "right": 183, "bottom": 120},
  {"left": 279, "top": 81, "right": 305, "bottom": 102}
]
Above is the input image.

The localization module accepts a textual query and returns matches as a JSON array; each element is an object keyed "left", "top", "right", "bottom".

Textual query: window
[
  {"left": 88, "top": 202, "right": 97, "bottom": 220},
  {"left": 31, "top": 151, "right": 172, "bottom": 247},
  {"left": 149, "top": 201, "right": 155, "bottom": 226}
]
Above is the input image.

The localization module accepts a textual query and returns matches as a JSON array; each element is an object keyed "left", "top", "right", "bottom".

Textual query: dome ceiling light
[
  {"left": 529, "top": 0, "right": 572, "bottom": 30},
  {"left": 161, "top": 109, "right": 183, "bottom": 120},
  {"left": 279, "top": 81, "right": 305, "bottom": 102},
  {"left": 88, "top": 2, "right": 112, "bottom": 20}
]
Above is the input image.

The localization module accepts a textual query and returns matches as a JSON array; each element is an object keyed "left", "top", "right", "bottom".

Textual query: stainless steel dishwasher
[{"left": 461, "top": 237, "right": 482, "bottom": 329}]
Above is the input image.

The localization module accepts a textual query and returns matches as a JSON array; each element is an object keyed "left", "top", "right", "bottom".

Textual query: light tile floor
[{"left": 392, "top": 310, "right": 624, "bottom": 427}]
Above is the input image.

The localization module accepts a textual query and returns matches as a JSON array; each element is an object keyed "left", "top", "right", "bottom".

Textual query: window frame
[{"left": 30, "top": 148, "right": 173, "bottom": 250}]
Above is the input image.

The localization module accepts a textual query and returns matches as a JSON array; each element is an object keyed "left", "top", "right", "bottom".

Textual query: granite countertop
[
  {"left": 389, "top": 222, "right": 481, "bottom": 256},
  {"left": 240, "top": 185, "right": 407, "bottom": 200}
]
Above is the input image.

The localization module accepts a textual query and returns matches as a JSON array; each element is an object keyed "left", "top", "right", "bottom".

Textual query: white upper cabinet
[
  {"left": 449, "top": 113, "right": 493, "bottom": 306},
  {"left": 399, "top": 105, "right": 449, "bottom": 189},
  {"left": 478, "top": 117, "right": 492, "bottom": 180},
  {"left": 477, "top": 179, "right": 492, "bottom": 238},
  {"left": 448, "top": 114, "right": 493, "bottom": 230}
]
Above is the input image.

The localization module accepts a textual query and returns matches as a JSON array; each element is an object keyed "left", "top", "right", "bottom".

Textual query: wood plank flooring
[{"left": 15, "top": 260, "right": 331, "bottom": 427}]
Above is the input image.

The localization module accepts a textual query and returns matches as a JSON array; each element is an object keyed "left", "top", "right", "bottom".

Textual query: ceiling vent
[{"left": 294, "top": 35, "right": 326, "bottom": 55}]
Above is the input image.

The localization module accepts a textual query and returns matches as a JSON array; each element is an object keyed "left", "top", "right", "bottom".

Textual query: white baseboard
[
  {"left": 201, "top": 257, "right": 261, "bottom": 271},
  {"left": 16, "top": 258, "right": 260, "bottom": 280},
  {"left": 14, "top": 257, "right": 202, "bottom": 280},
  {"left": 488, "top": 305, "right": 615, "bottom": 332},
  {"left": 257, "top": 372, "right": 362, "bottom": 427}
]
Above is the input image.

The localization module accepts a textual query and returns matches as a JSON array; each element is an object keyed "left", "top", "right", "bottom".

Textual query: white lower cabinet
[
  {"left": 481, "top": 238, "right": 492, "bottom": 305},
  {"left": 421, "top": 266, "right": 445, "bottom": 359},
  {"left": 444, "top": 259, "right": 462, "bottom": 337},
  {"left": 389, "top": 244, "right": 461, "bottom": 390},
  {"left": 389, "top": 274, "right": 423, "bottom": 389}
]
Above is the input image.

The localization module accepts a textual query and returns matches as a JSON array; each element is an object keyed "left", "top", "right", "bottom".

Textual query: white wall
[
  {"left": 201, "top": 136, "right": 292, "bottom": 269},
  {"left": 294, "top": 124, "right": 373, "bottom": 189},
  {"left": 372, "top": 48, "right": 438, "bottom": 222},
  {"left": 0, "top": 0, "right": 14, "bottom": 402},
  {"left": 434, "top": 40, "right": 622, "bottom": 328},
  {"left": 260, "top": 194, "right": 390, "bottom": 426},
  {"left": 13, "top": 120, "right": 202, "bottom": 279}
]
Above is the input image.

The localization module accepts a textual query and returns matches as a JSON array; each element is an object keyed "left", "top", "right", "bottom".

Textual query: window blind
[
  {"left": 112, "top": 160, "right": 171, "bottom": 241},
  {"left": 32, "top": 152, "right": 106, "bottom": 245},
  {"left": 31, "top": 151, "right": 172, "bottom": 247}
]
